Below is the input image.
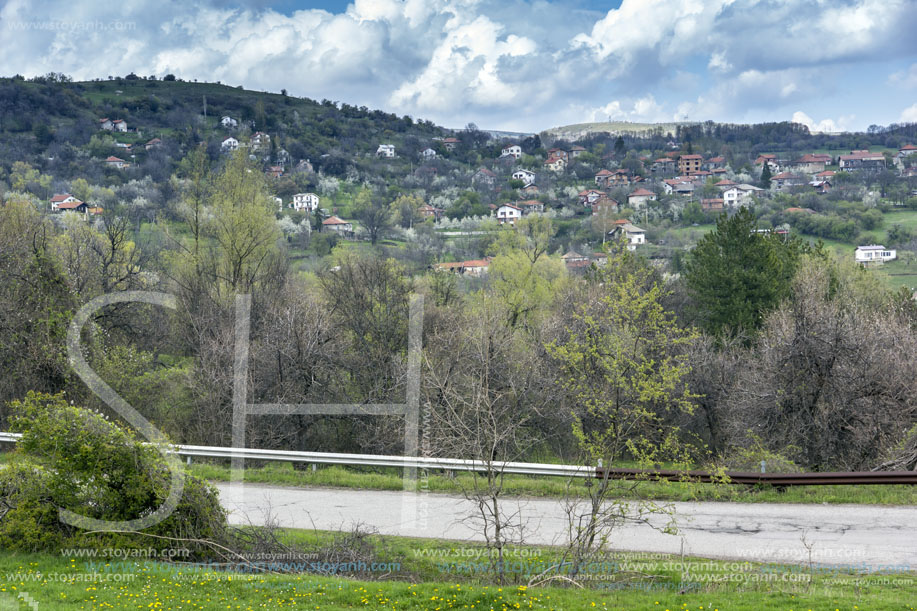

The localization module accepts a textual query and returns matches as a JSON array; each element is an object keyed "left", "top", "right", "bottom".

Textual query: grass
[
  {"left": 187, "top": 460, "right": 917, "bottom": 505},
  {"left": 2, "top": 530, "right": 915, "bottom": 610}
]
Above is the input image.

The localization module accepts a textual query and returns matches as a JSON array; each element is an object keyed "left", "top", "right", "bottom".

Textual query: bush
[{"left": 1, "top": 392, "right": 226, "bottom": 555}]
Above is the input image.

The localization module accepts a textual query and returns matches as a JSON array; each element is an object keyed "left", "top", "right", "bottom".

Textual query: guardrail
[{"left": 2, "top": 432, "right": 915, "bottom": 485}]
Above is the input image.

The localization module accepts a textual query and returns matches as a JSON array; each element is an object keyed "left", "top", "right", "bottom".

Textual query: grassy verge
[
  {"left": 188, "top": 460, "right": 917, "bottom": 505},
  {"left": 2, "top": 529, "right": 915, "bottom": 610}
]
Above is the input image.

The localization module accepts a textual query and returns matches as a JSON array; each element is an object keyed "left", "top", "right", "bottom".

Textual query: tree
[
  {"left": 760, "top": 162, "right": 772, "bottom": 189},
  {"left": 614, "top": 136, "right": 625, "bottom": 158},
  {"left": 352, "top": 188, "right": 392, "bottom": 245},
  {"left": 726, "top": 257, "right": 917, "bottom": 470},
  {"left": 546, "top": 244, "right": 697, "bottom": 580},
  {"left": 390, "top": 193, "right": 424, "bottom": 229},
  {"left": 685, "top": 207, "right": 806, "bottom": 337}
]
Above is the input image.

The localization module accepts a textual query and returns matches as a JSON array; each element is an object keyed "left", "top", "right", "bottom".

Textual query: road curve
[{"left": 216, "top": 482, "right": 917, "bottom": 569}]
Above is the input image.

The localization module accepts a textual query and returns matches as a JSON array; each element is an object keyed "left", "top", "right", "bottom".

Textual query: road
[{"left": 216, "top": 482, "right": 917, "bottom": 569}]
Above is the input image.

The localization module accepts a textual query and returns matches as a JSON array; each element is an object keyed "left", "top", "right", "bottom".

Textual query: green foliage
[
  {"left": 1, "top": 391, "right": 226, "bottom": 554},
  {"left": 548, "top": 245, "right": 698, "bottom": 468},
  {"left": 759, "top": 162, "right": 772, "bottom": 189},
  {"left": 686, "top": 207, "right": 806, "bottom": 336}
]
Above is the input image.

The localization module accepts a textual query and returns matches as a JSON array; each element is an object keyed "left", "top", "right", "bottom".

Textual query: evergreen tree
[
  {"left": 685, "top": 207, "right": 806, "bottom": 337},
  {"left": 760, "top": 162, "right": 772, "bottom": 189}
]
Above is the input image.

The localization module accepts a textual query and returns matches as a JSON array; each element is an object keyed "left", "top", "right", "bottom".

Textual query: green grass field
[{"left": 2, "top": 531, "right": 915, "bottom": 610}]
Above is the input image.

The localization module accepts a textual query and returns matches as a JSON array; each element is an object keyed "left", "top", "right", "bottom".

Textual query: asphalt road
[{"left": 216, "top": 482, "right": 917, "bottom": 569}]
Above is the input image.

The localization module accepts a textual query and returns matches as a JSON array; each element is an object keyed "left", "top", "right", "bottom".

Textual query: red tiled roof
[
  {"left": 595, "top": 169, "right": 613, "bottom": 176},
  {"left": 50, "top": 193, "right": 75, "bottom": 203},
  {"left": 322, "top": 216, "right": 350, "bottom": 225},
  {"left": 629, "top": 188, "right": 655, "bottom": 197},
  {"left": 57, "top": 201, "right": 86, "bottom": 210},
  {"left": 105, "top": 156, "right": 125, "bottom": 162},
  {"left": 680, "top": 154, "right": 703, "bottom": 160}
]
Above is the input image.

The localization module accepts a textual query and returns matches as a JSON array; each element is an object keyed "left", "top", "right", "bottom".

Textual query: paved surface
[{"left": 217, "top": 483, "right": 917, "bottom": 568}]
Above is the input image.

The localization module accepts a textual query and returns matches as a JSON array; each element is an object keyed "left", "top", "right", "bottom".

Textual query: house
[
  {"left": 627, "top": 188, "right": 656, "bottom": 208},
  {"left": 789, "top": 154, "right": 830, "bottom": 174},
  {"left": 49, "top": 193, "right": 81, "bottom": 211},
  {"left": 771, "top": 172, "right": 806, "bottom": 191},
  {"left": 595, "top": 169, "right": 614, "bottom": 187},
  {"left": 678, "top": 154, "right": 703, "bottom": 175},
  {"left": 376, "top": 144, "right": 396, "bottom": 158},
  {"left": 55, "top": 200, "right": 89, "bottom": 214},
  {"left": 715, "top": 179, "right": 737, "bottom": 189},
  {"left": 610, "top": 169, "right": 633, "bottom": 185},
  {"left": 517, "top": 200, "right": 544, "bottom": 214},
  {"left": 855, "top": 245, "right": 896, "bottom": 265},
  {"left": 295, "top": 159, "right": 314, "bottom": 173},
  {"left": 754, "top": 154, "right": 781, "bottom": 172},
  {"left": 838, "top": 150, "right": 885, "bottom": 171},
  {"left": 221, "top": 136, "right": 239, "bottom": 151},
  {"left": 99, "top": 118, "right": 113, "bottom": 130},
  {"left": 652, "top": 158, "right": 677, "bottom": 174},
  {"left": 578, "top": 189, "right": 605, "bottom": 206},
  {"left": 512, "top": 169, "right": 536, "bottom": 185},
  {"left": 590, "top": 195, "right": 619, "bottom": 216},
  {"left": 275, "top": 149, "right": 291, "bottom": 165},
  {"left": 810, "top": 180, "right": 832, "bottom": 194},
  {"left": 472, "top": 167, "right": 497, "bottom": 188},
  {"left": 433, "top": 259, "right": 490, "bottom": 276},
  {"left": 265, "top": 166, "right": 284, "bottom": 178},
  {"left": 663, "top": 178, "right": 695, "bottom": 196},
  {"left": 145, "top": 137, "right": 162, "bottom": 150},
  {"left": 421, "top": 147, "right": 437, "bottom": 159},
  {"left": 814, "top": 170, "right": 836, "bottom": 182},
  {"left": 105, "top": 156, "right": 128, "bottom": 169},
  {"left": 274, "top": 196, "right": 283, "bottom": 212},
  {"left": 722, "top": 183, "right": 764, "bottom": 207},
  {"left": 897, "top": 144, "right": 917, "bottom": 162},
  {"left": 700, "top": 198, "right": 725, "bottom": 213},
  {"left": 521, "top": 183, "right": 539, "bottom": 196},
  {"left": 443, "top": 137, "right": 460, "bottom": 151},
  {"left": 111, "top": 119, "right": 127, "bottom": 132},
  {"left": 221, "top": 116, "right": 238, "bottom": 128},
  {"left": 544, "top": 155, "right": 566, "bottom": 172},
  {"left": 569, "top": 145, "right": 587, "bottom": 158},
  {"left": 704, "top": 156, "right": 726, "bottom": 170},
  {"left": 547, "top": 148, "right": 568, "bottom": 161},
  {"left": 608, "top": 219, "right": 646, "bottom": 250},
  {"left": 561, "top": 250, "right": 591, "bottom": 272},
  {"left": 418, "top": 204, "right": 443, "bottom": 220},
  {"left": 291, "top": 193, "right": 320, "bottom": 212},
  {"left": 501, "top": 144, "right": 522, "bottom": 159},
  {"left": 496, "top": 203, "right": 522, "bottom": 225},
  {"left": 322, "top": 216, "right": 353, "bottom": 234},
  {"left": 251, "top": 132, "right": 271, "bottom": 151}
]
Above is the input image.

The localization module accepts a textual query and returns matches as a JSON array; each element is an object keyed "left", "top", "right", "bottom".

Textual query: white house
[
  {"left": 512, "top": 169, "right": 536, "bottom": 185},
  {"left": 855, "top": 245, "right": 896, "bottom": 265},
  {"left": 221, "top": 116, "right": 238, "bottom": 128},
  {"left": 99, "top": 118, "right": 113, "bottom": 130},
  {"left": 627, "top": 188, "right": 656, "bottom": 209},
  {"left": 377, "top": 144, "right": 395, "bottom": 158},
  {"left": 501, "top": 144, "right": 522, "bottom": 159},
  {"left": 544, "top": 155, "right": 566, "bottom": 172},
  {"left": 421, "top": 147, "right": 437, "bottom": 159},
  {"left": 274, "top": 196, "right": 283, "bottom": 212},
  {"left": 221, "top": 136, "right": 239, "bottom": 151},
  {"left": 722, "top": 183, "right": 763, "bottom": 208},
  {"left": 251, "top": 132, "right": 270, "bottom": 151},
  {"left": 105, "top": 156, "right": 128, "bottom": 169},
  {"left": 50, "top": 193, "right": 81, "bottom": 211},
  {"left": 111, "top": 119, "right": 127, "bottom": 132},
  {"left": 496, "top": 203, "right": 522, "bottom": 225},
  {"left": 291, "top": 192, "right": 320, "bottom": 212},
  {"left": 609, "top": 220, "right": 646, "bottom": 250}
]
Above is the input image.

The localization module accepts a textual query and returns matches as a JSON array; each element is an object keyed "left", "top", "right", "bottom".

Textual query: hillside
[{"left": 542, "top": 120, "right": 696, "bottom": 142}]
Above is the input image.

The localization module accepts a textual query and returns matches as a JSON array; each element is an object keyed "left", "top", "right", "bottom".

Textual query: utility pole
[{"left": 203, "top": 95, "right": 207, "bottom": 118}]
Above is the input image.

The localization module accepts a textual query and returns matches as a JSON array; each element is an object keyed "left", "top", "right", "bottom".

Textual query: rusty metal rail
[
  {"left": 597, "top": 467, "right": 917, "bottom": 486},
  {"left": 3, "top": 432, "right": 914, "bottom": 485}
]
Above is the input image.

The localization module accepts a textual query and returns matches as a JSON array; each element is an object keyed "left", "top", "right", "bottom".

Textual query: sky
[{"left": 1, "top": 0, "right": 916, "bottom": 133}]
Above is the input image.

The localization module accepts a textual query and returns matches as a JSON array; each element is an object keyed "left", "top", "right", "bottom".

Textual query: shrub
[{"left": 1, "top": 391, "right": 226, "bottom": 555}]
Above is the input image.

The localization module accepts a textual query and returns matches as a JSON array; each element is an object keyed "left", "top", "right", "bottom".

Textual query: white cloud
[
  {"left": 901, "top": 103, "right": 917, "bottom": 123},
  {"left": 0, "top": 0, "right": 912, "bottom": 130},
  {"left": 792, "top": 111, "right": 855, "bottom": 134},
  {"left": 889, "top": 63, "right": 917, "bottom": 89},
  {"left": 588, "top": 95, "right": 669, "bottom": 123}
]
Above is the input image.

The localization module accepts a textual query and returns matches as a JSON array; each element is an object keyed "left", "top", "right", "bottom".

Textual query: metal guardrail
[{"left": 3, "top": 432, "right": 915, "bottom": 485}]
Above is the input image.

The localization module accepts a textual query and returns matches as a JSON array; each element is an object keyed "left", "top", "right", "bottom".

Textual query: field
[{"left": 2, "top": 531, "right": 915, "bottom": 610}]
